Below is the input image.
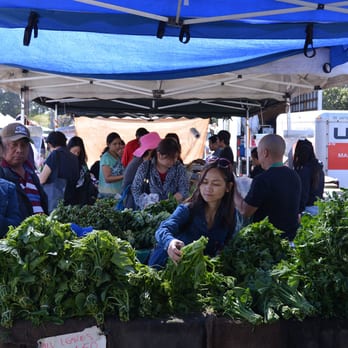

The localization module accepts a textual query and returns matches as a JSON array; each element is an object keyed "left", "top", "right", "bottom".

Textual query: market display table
[{"left": 1, "top": 316, "right": 348, "bottom": 348}]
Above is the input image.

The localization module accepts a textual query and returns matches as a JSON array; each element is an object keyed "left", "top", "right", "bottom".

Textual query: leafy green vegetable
[
  {"left": 52, "top": 196, "right": 177, "bottom": 249},
  {"left": 291, "top": 190, "right": 348, "bottom": 317},
  {"left": 219, "top": 218, "right": 292, "bottom": 282},
  {"left": 1, "top": 192, "right": 347, "bottom": 328}
]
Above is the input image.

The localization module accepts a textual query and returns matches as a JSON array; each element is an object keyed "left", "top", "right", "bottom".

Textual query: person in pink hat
[
  {"left": 131, "top": 137, "right": 190, "bottom": 210},
  {"left": 118, "top": 132, "right": 162, "bottom": 210}
]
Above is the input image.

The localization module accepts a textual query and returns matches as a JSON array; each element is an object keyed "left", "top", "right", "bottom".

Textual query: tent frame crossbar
[{"left": 74, "top": 0, "right": 348, "bottom": 28}]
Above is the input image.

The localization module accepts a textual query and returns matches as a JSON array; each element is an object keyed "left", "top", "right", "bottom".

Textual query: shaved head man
[{"left": 234, "top": 134, "right": 301, "bottom": 241}]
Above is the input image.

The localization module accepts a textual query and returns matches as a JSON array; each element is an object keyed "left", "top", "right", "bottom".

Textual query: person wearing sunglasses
[
  {"left": 234, "top": 134, "right": 301, "bottom": 241},
  {"left": 148, "top": 156, "right": 240, "bottom": 268}
]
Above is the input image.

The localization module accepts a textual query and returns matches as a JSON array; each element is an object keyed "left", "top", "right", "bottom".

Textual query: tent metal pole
[
  {"left": 20, "top": 86, "right": 29, "bottom": 123},
  {"left": 225, "top": 82, "right": 285, "bottom": 96},
  {"left": 286, "top": 96, "right": 291, "bottom": 138},
  {"left": 93, "top": 81, "right": 153, "bottom": 96},
  {"left": 317, "top": 90, "right": 323, "bottom": 110},
  {"left": 202, "top": 101, "right": 245, "bottom": 111},
  {"left": 74, "top": 0, "right": 168, "bottom": 22},
  {"left": 249, "top": 76, "right": 315, "bottom": 90},
  {"left": 278, "top": 0, "right": 348, "bottom": 15},
  {"left": 246, "top": 108, "right": 250, "bottom": 177},
  {"left": 111, "top": 99, "right": 151, "bottom": 109},
  {"left": 184, "top": 7, "right": 310, "bottom": 25},
  {"left": 176, "top": 0, "right": 183, "bottom": 24},
  {"left": 54, "top": 104, "right": 58, "bottom": 130}
]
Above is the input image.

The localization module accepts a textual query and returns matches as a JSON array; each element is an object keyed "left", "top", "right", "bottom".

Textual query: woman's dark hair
[
  {"left": 217, "top": 130, "right": 231, "bottom": 145},
  {"left": 67, "top": 136, "right": 88, "bottom": 165},
  {"left": 164, "top": 133, "right": 183, "bottom": 163},
  {"left": 293, "top": 139, "right": 322, "bottom": 189},
  {"left": 102, "top": 132, "right": 121, "bottom": 155},
  {"left": 165, "top": 133, "right": 180, "bottom": 145},
  {"left": 208, "top": 135, "right": 218, "bottom": 144},
  {"left": 156, "top": 138, "right": 180, "bottom": 160},
  {"left": 187, "top": 161, "right": 236, "bottom": 230},
  {"left": 46, "top": 131, "right": 67, "bottom": 147},
  {"left": 251, "top": 147, "right": 258, "bottom": 160}
]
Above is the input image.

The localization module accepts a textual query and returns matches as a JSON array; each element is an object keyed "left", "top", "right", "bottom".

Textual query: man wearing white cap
[{"left": 0, "top": 123, "right": 48, "bottom": 221}]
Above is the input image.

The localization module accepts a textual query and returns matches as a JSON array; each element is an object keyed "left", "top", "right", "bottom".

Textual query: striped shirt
[
  {"left": 19, "top": 168, "right": 44, "bottom": 214},
  {"left": 2, "top": 160, "right": 44, "bottom": 215}
]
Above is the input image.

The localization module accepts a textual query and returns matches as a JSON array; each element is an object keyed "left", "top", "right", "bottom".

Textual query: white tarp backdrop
[{"left": 74, "top": 117, "right": 210, "bottom": 166}]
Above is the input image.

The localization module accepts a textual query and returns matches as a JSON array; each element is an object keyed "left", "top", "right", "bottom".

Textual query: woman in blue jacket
[
  {"left": 0, "top": 135, "right": 21, "bottom": 237},
  {"left": 0, "top": 177, "right": 21, "bottom": 237},
  {"left": 148, "top": 157, "right": 240, "bottom": 268}
]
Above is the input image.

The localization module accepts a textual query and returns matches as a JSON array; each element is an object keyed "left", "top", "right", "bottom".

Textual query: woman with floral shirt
[
  {"left": 98, "top": 132, "right": 124, "bottom": 199},
  {"left": 131, "top": 138, "right": 189, "bottom": 210}
]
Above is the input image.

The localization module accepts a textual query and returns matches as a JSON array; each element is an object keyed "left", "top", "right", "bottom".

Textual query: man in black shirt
[
  {"left": 234, "top": 134, "right": 301, "bottom": 241},
  {"left": 217, "top": 130, "right": 234, "bottom": 166}
]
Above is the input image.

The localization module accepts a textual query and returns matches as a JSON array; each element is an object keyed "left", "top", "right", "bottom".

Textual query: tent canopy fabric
[
  {"left": 3, "top": 0, "right": 348, "bottom": 40},
  {"left": 1, "top": 47, "right": 346, "bottom": 118},
  {"left": 0, "top": 1, "right": 348, "bottom": 117},
  {"left": 1, "top": 28, "right": 347, "bottom": 80}
]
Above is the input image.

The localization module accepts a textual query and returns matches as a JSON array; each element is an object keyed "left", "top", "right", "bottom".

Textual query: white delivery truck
[{"left": 276, "top": 110, "right": 348, "bottom": 188}]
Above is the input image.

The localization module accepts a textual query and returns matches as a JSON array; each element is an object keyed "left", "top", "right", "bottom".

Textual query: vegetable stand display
[
  {"left": 0, "top": 191, "right": 347, "bottom": 347},
  {"left": 2, "top": 316, "right": 348, "bottom": 347}
]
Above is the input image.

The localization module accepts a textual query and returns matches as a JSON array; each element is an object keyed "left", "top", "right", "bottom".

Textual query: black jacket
[{"left": 0, "top": 165, "right": 48, "bottom": 221}]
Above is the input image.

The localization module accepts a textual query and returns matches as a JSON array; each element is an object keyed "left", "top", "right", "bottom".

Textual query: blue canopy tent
[
  {"left": 0, "top": 0, "right": 348, "bottom": 117},
  {"left": 3, "top": 0, "right": 348, "bottom": 41}
]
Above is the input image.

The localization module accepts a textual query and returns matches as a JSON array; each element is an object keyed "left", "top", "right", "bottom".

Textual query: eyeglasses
[{"left": 205, "top": 155, "right": 231, "bottom": 169}]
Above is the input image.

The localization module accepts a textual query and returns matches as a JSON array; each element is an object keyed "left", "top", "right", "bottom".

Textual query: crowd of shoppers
[{"left": 0, "top": 121, "right": 326, "bottom": 272}]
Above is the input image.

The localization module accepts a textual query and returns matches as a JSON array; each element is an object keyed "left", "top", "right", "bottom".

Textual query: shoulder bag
[{"left": 141, "top": 160, "right": 151, "bottom": 194}]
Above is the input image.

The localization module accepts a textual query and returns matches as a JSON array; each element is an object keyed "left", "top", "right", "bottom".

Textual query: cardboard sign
[{"left": 37, "top": 326, "right": 106, "bottom": 348}]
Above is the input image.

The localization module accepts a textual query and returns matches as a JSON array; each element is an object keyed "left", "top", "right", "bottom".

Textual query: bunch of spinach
[
  {"left": 219, "top": 218, "right": 292, "bottom": 281},
  {"left": 158, "top": 237, "right": 262, "bottom": 324},
  {"left": 52, "top": 196, "right": 177, "bottom": 250},
  {"left": 160, "top": 236, "right": 210, "bottom": 315},
  {"left": 0, "top": 215, "right": 76, "bottom": 327},
  {"left": 0, "top": 215, "right": 144, "bottom": 327},
  {"left": 4, "top": 191, "right": 348, "bottom": 329},
  {"left": 218, "top": 218, "right": 315, "bottom": 323},
  {"left": 63, "top": 230, "right": 139, "bottom": 324},
  {"left": 291, "top": 190, "right": 348, "bottom": 317},
  {"left": 51, "top": 199, "right": 126, "bottom": 240}
]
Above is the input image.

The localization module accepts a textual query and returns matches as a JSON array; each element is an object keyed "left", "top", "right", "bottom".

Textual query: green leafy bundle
[
  {"left": 3, "top": 192, "right": 348, "bottom": 329},
  {"left": 0, "top": 215, "right": 142, "bottom": 327},
  {"left": 158, "top": 237, "right": 263, "bottom": 324},
  {"left": 219, "top": 218, "right": 292, "bottom": 281},
  {"left": 292, "top": 190, "right": 348, "bottom": 317},
  {"left": 52, "top": 197, "right": 177, "bottom": 250},
  {"left": 218, "top": 218, "right": 315, "bottom": 322},
  {"left": 247, "top": 268, "right": 316, "bottom": 323},
  {"left": 51, "top": 199, "right": 126, "bottom": 239},
  {"left": 0, "top": 215, "right": 76, "bottom": 327},
  {"left": 160, "top": 236, "right": 210, "bottom": 314}
]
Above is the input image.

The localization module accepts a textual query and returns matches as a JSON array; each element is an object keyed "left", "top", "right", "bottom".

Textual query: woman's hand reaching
[{"left": 167, "top": 239, "right": 185, "bottom": 264}]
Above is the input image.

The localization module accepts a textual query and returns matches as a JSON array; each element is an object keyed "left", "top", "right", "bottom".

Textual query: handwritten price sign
[{"left": 37, "top": 326, "right": 106, "bottom": 348}]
